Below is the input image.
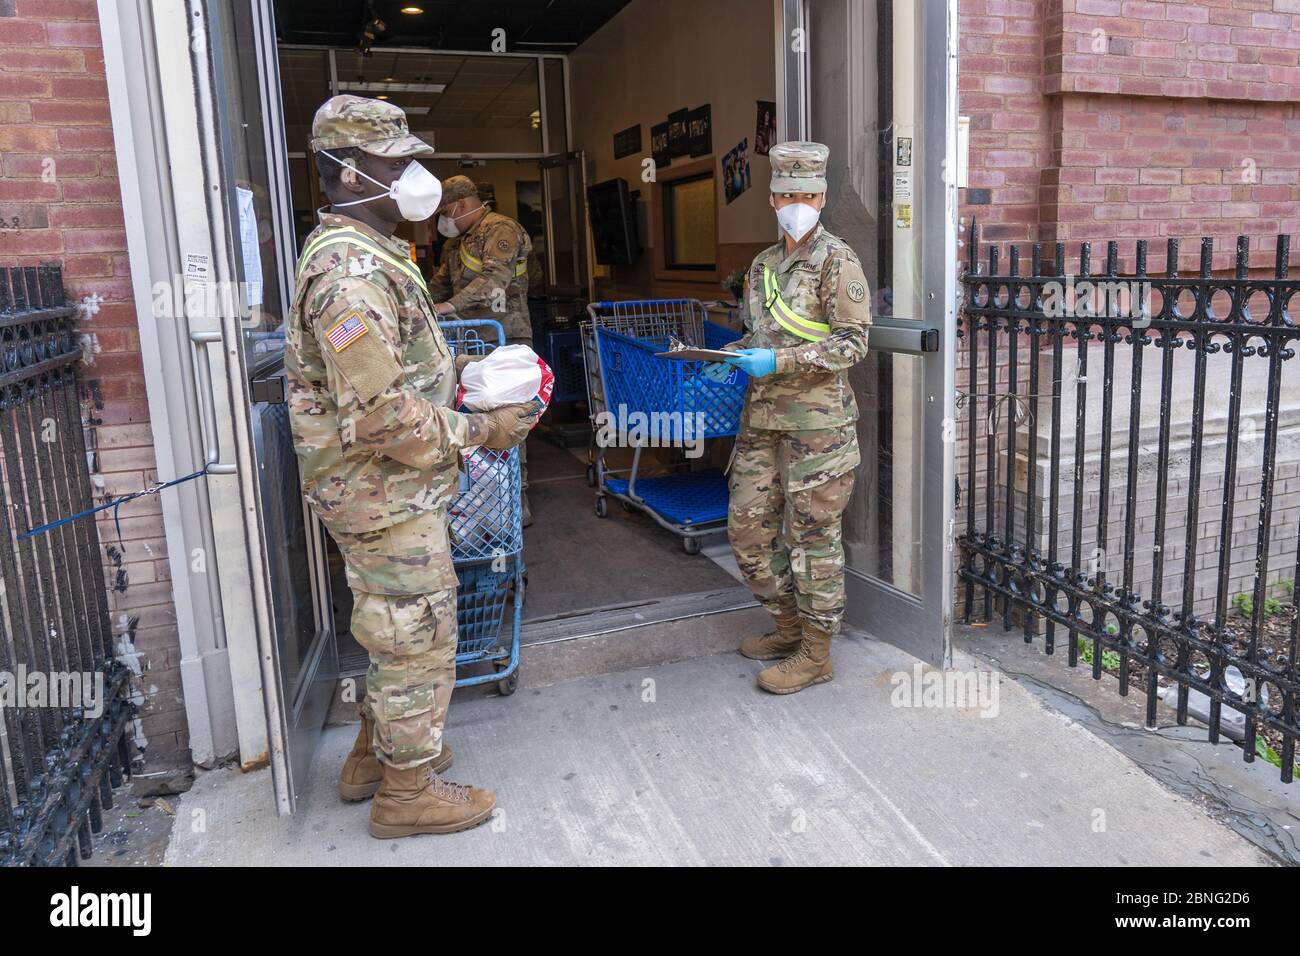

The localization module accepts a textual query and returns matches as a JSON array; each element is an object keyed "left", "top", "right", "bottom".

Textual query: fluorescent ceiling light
[{"left": 339, "top": 80, "right": 446, "bottom": 94}]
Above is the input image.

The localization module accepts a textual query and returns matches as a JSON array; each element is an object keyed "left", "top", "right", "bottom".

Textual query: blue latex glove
[
  {"left": 724, "top": 348, "right": 777, "bottom": 379},
  {"left": 700, "top": 362, "right": 734, "bottom": 384}
]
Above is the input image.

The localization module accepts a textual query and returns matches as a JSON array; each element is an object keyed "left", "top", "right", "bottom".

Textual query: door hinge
[{"left": 251, "top": 375, "right": 285, "bottom": 404}]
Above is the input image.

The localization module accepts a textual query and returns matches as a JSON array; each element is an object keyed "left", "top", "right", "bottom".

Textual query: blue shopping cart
[
  {"left": 441, "top": 318, "right": 525, "bottom": 696},
  {"left": 582, "top": 299, "right": 746, "bottom": 553}
]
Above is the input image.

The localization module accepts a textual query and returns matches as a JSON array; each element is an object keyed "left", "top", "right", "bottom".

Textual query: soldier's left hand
[
  {"left": 724, "top": 348, "right": 776, "bottom": 379},
  {"left": 455, "top": 353, "right": 484, "bottom": 374}
]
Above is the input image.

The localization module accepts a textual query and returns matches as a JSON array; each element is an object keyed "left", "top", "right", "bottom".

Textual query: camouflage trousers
[
  {"left": 331, "top": 511, "right": 459, "bottom": 769},
  {"left": 727, "top": 424, "right": 860, "bottom": 635}
]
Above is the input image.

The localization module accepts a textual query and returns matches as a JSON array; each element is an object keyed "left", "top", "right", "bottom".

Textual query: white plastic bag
[{"left": 456, "top": 344, "right": 554, "bottom": 423}]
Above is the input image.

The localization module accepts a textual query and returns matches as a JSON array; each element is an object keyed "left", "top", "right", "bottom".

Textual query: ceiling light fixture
[
  {"left": 401, "top": 5, "right": 424, "bottom": 13},
  {"left": 339, "top": 80, "right": 446, "bottom": 94}
]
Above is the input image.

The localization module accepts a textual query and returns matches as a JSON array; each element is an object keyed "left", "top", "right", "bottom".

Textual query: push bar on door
[{"left": 869, "top": 320, "right": 940, "bottom": 355}]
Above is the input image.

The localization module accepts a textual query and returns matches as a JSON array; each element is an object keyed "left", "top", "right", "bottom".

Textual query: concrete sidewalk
[{"left": 163, "top": 634, "right": 1273, "bottom": 866}]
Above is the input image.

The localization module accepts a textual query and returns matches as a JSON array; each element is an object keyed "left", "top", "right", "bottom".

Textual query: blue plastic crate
[
  {"left": 454, "top": 562, "right": 513, "bottom": 659},
  {"left": 596, "top": 321, "right": 746, "bottom": 441},
  {"left": 537, "top": 328, "right": 585, "bottom": 404},
  {"left": 604, "top": 469, "right": 730, "bottom": 526}
]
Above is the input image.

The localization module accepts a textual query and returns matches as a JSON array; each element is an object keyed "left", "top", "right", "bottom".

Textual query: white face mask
[
  {"left": 437, "top": 205, "right": 475, "bottom": 238},
  {"left": 774, "top": 201, "right": 821, "bottom": 242},
  {"left": 323, "top": 152, "right": 443, "bottom": 222}
]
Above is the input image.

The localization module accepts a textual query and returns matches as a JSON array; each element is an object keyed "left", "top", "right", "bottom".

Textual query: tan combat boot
[
  {"left": 339, "top": 714, "right": 453, "bottom": 802},
  {"left": 368, "top": 764, "right": 496, "bottom": 839},
  {"left": 757, "top": 623, "right": 834, "bottom": 694},
  {"left": 739, "top": 609, "right": 803, "bottom": 660}
]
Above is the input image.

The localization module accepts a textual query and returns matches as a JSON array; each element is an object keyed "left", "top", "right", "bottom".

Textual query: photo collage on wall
[{"left": 722, "top": 139, "right": 751, "bottom": 204}]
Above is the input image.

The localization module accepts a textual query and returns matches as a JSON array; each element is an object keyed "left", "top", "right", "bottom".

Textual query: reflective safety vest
[
  {"left": 761, "top": 264, "right": 832, "bottom": 342},
  {"left": 459, "top": 245, "right": 528, "bottom": 279},
  {"left": 296, "top": 226, "right": 430, "bottom": 296}
]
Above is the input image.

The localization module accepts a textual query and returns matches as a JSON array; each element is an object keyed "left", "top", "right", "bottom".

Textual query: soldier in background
[
  {"left": 711, "top": 141, "right": 872, "bottom": 694},
  {"left": 430, "top": 175, "right": 537, "bottom": 525},
  {"left": 287, "top": 95, "right": 537, "bottom": 838}
]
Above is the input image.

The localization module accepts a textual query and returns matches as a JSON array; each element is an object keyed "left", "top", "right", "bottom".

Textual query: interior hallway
[{"left": 162, "top": 635, "right": 1271, "bottom": 867}]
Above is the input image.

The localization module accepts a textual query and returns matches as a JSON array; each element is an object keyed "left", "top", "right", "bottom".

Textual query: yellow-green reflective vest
[{"left": 761, "top": 264, "right": 832, "bottom": 342}]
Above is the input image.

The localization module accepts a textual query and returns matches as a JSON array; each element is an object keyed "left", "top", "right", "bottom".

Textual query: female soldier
[{"left": 714, "top": 141, "right": 872, "bottom": 694}]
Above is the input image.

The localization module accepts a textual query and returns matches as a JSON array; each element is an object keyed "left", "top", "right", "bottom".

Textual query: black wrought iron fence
[
  {"left": 958, "top": 228, "right": 1300, "bottom": 783},
  {"left": 0, "top": 264, "right": 133, "bottom": 865}
]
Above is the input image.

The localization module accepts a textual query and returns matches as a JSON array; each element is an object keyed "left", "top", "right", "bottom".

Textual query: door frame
[
  {"left": 774, "top": 0, "right": 957, "bottom": 667},
  {"left": 99, "top": 0, "right": 282, "bottom": 776}
]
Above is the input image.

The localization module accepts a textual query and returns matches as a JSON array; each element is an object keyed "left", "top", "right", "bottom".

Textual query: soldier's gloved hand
[
  {"left": 481, "top": 402, "right": 541, "bottom": 450},
  {"left": 700, "top": 362, "right": 733, "bottom": 384},
  {"left": 455, "top": 353, "right": 485, "bottom": 374},
  {"left": 724, "top": 348, "right": 776, "bottom": 379}
]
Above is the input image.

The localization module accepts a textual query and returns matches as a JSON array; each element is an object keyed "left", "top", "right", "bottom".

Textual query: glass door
[
  {"left": 209, "top": 0, "right": 337, "bottom": 812},
  {"left": 779, "top": 0, "right": 957, "bottom": 666},
  {"left": 540, "top": 151, "right": 591, "bottom": 299}
]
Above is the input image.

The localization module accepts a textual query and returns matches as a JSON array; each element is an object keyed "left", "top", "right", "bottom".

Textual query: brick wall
[
  {"left": 954, "top": 0, "right": 1300, "bottom": 631},
  {"left": 0, "top": 0, "right": 187, "bottom": 771},
  {"left": 960, "top": 0, "right": 1300, "bottom": 270}
]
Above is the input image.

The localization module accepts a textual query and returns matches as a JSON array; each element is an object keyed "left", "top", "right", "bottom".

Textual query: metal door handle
[{"left": 190, "top": 330, "right": 238, "bottom": 475}]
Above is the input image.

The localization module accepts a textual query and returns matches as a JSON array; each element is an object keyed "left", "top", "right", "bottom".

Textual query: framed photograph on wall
[
  {"left": 687, "top": 104, "right": 711, "bottom": 157},
  {"left": 755, "top": 101, "right": 777, "bottom": 156},
  {"left": 613, "top": 124, "right": 642, "bottom": 160},
  {"left": 667, "top": 108, "right": 690, "bottom": 158},
  {"left": 651, "top": 122, "right": 671, "bottom": 168}
]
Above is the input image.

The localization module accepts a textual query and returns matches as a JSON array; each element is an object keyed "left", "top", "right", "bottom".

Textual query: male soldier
[
  {"left": 430, "top": 176, "right": 537, "bottom": 524},
  {"left": 711, "top": 141, "right": 872, "bottom": 694},
  {"left": 286, "top": 95, "right": 537, "bottom": 838}
]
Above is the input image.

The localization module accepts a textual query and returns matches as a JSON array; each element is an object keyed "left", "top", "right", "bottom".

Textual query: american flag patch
[{"left": 325, "top": 312, "right": 368, "bottom": 352}]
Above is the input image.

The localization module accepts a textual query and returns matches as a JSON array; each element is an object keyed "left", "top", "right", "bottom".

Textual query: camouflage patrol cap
[
  {"left": 768, "top": 141, "right": 829, "bottom": 193},
  {"left": 309, "top": 95, "right": 435, "bottom": 158},
  {"left": 438, "top": 175, "right": 480, "bottom": 210}
]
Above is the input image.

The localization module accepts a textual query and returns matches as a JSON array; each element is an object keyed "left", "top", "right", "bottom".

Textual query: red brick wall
[
  {"left": 960, "top": 0, "right": 1300, "bottom": 272},
  {"left": 0, "top": 0, "right": 187, "bottom": 771}
]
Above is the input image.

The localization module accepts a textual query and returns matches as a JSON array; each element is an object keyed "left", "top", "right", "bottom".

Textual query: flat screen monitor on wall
[{"left": 587, "top": 178, "right": 641, "bottom": 267}]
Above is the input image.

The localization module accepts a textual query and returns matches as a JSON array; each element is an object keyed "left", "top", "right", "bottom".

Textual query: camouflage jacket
[
  {"left": 285, "top": 212, "right": 483, "bottom": 536},
  {"left": 733, "top": 224, "right": 872, "bottom": 430},
  {"left": 430, "top": 209, "right": 533, "bottom": 342}
]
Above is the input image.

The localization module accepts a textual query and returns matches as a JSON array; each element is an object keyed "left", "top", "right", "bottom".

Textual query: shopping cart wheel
[
  {"left": 495, "top": 661, "right": 519, "bottom": 696},
  {"left": 682, "top": 536, "right": 701, "bottom": 555},
  {"left": 586, "top": 464, "right": 596, "bottom": 487},
  {"left": 595, "top": 495, "right": 608, "bottom": 518}
]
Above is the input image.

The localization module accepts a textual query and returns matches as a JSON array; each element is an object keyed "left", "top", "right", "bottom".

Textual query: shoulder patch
[
  {"left": 325, "top": 311, "right": 369, "bottom": 352},
  {"left": 846, "top": 280, "right": 866, "bottom": 303}
]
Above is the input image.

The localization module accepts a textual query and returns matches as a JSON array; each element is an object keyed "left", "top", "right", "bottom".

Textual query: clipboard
[{"left": 654, "top": 347, "right": 736, "bottom": 362}]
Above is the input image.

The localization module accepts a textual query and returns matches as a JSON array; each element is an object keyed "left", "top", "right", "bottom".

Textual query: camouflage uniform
[
  {"left": 727, "top": 142, "right": 872, "bottom": 641},
  {"left": 287, "top": 97, "right": 485, "bottom": 769},
  {"left": 429, "top": 176, "right": 533, "bottom": 344}
]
